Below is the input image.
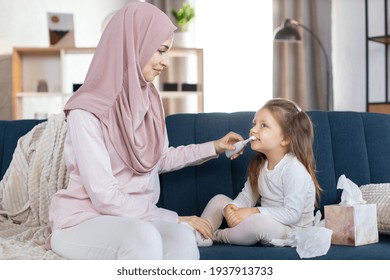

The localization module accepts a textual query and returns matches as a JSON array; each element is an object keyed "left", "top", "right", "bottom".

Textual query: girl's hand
[
  {"left": 224, "top": 205, "right": 259, "bottom": 228},
  {"left": 223, "top": 204, "right": 240, "bottom": 227},
  {"left": 179, "top": 216, "right": 214, "bottom": 240},
  {"left": 214, "top": 132, "right": 245, "bottom": 158}
]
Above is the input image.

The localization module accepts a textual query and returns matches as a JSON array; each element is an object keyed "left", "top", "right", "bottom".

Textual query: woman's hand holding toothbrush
[{"left": 213, "top": 132, "right": 254, "bottom": 160}]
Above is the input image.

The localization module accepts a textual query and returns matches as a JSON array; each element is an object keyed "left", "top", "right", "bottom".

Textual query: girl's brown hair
[{"left": 248, "top": 98, "right": 322, "bottom": 207}]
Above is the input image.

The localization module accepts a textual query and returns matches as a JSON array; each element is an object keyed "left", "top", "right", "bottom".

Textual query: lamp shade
[{"left": 274, "top": 19, "right": 301, "bottom": 41}]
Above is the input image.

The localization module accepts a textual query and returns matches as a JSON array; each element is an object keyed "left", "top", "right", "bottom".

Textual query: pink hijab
[{"left": 64, "top": 2, "right": 177, "bottom": 174}]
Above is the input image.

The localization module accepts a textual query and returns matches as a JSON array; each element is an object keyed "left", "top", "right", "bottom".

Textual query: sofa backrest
[
  {"left": 0, "top": 119, "right": 44, "bottom": 179},
  {"left": 159, "top": 112, "right": 256, "bottom": 216},
  {"left": 160, "top": 111, "right": 390, "bottom": 216},
  {"left": 2, "top": 112, "right": 390, "bottom": 216}
]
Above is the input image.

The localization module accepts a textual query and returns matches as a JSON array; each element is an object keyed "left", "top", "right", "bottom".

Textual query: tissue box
[{"left": 324, "top": 204, "right": 378, "bottom": 246}]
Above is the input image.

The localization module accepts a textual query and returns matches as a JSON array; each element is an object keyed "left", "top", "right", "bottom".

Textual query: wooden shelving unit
[
  {"left": 156, "top": 47, "right": 204, "bottom": 115},
  {"left": 366, "top": 0, "right": 390, "bottom": 113},
  {"left": 12, "top": 47, "right": 94, "bottom": 119},
  {"left": 12, "top": 46, "right": 204, "bottom": 119}
]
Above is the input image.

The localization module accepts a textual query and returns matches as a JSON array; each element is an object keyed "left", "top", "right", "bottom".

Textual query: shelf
[
  {"left": 12, "top": 46, "right": 96, "bottom": 54},
  {"left": 16, "top": 92, "right": 71, "bottom": 97},
  {"left": 16, "top": 92, "right": 71, "bottom": 119},
  {"left": 168, "top": 47, "right": 202, "bottom": 57},
  {"left": 160, "top": 91, "right": 201, "bottom": 98},
  {"left": 368, "top": 36, "right": 390, "bottom": 44},
  {"left": 368, "top": 103, "right": 390, "bottom": 114}
]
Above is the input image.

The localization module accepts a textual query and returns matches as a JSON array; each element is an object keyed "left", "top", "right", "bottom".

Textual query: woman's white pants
[{"left": 51, "top": 216, "right": 199, "bottom": 260}]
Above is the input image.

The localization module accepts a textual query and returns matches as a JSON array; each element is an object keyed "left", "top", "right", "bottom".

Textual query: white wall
[
  {"left": 332, "top": 0, "right": 384, "bottom": 112},
  {"left": 332, "top": 0, "right": 365, "bottom": 111},
  {"left": 0, "top": 0, "right": 132, "bottom": 53},
  {"left": 194, "top": 0, "right": 273, "bottom": 113}
]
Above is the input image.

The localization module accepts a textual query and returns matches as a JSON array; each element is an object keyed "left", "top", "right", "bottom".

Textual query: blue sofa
[{"left": 1, "top": 111, "right": 390, "bottom": 259}]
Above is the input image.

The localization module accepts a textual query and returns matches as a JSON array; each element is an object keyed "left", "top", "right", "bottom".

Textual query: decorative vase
[
  {"left": 37, "top": 80, "right": 48, "bottom": 92},
  {"left": 173, "top": 31, "right": 194, "bottom": 48}
]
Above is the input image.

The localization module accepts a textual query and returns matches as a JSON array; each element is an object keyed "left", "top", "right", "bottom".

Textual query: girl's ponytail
[{"left": 289, "top": 111, "right": 322, "bottom": 207}]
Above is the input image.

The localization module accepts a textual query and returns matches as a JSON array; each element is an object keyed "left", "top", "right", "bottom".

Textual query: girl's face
[
  {"left": 142, "top": 38, "right": 173, "bottom": 83},
  {"left": 249, "top": 108, "right": 289, "bottom": 157}
]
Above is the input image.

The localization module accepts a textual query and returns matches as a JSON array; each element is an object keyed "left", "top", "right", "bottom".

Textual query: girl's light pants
[{"left": 201, "top": 194, "right": 291, "bottom": 245}]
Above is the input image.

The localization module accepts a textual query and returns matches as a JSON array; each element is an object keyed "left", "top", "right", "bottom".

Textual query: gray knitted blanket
[{"left": 0, "top": 114, "right": 68, "bottom": 259}]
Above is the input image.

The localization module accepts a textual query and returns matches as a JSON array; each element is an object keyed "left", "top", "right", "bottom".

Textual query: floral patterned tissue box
[{"left": 324, "top": 204, "right": 378, "bottom": 246}]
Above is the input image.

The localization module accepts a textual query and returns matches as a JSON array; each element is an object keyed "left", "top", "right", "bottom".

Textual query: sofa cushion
[
  {"left": 361, "top": 183, "right": 390, "bottom": 235},
  {"left": 199, "top": 234, "right": 390, "bottom": 259}
]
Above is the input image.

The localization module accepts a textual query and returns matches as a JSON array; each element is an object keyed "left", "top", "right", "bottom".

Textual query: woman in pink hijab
[{"left": 48, "top": 2, "right": 243, "bottom": 260}]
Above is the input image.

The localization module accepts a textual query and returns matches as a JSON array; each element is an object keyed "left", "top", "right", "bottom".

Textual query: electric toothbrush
[{"left": 225, "top": 136, "right": 256, "bottom": 158}]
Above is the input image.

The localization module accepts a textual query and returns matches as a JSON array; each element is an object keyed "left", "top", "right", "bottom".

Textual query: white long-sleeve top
[
  {"left": 49, "top": 109, "right": 218, "bottom": 231},
  {"left": 232, "top": 153, "right": 315, "bottom": 229}
]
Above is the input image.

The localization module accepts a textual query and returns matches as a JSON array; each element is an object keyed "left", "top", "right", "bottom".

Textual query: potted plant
[
  {"left": 171, "top": 3, "right": 195, "bottom": 47},
  {"left": 171, "top": 3, "right": 195, "bottom": 32}
]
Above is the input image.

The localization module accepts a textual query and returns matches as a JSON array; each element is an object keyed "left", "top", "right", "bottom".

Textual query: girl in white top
[{"left": 200, "top": 98, "right": 322, "bottom": 245}]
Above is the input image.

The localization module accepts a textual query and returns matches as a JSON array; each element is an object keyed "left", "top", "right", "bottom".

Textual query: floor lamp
[{"left": 274, "top": 19, "right": 331, "bottom": 111}]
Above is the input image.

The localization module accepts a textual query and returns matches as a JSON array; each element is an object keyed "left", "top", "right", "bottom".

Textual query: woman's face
[{"left": 142, "top": 38, "right": 173, "bottom": 83}]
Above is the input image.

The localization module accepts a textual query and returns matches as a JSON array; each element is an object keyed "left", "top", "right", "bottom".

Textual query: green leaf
[{"left": 170, "top": 2, "right": 195, "bottom": 31}]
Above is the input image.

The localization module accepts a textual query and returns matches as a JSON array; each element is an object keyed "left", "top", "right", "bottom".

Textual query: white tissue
[
  {"left": 290, "top": 226, "right": 332, "bottom": 259},
  {"left": 270, "top": 211, "right": 332, "bottom": 259},
  {"left": 337, "top": 174, "right": 366, "bottom": 205}
]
